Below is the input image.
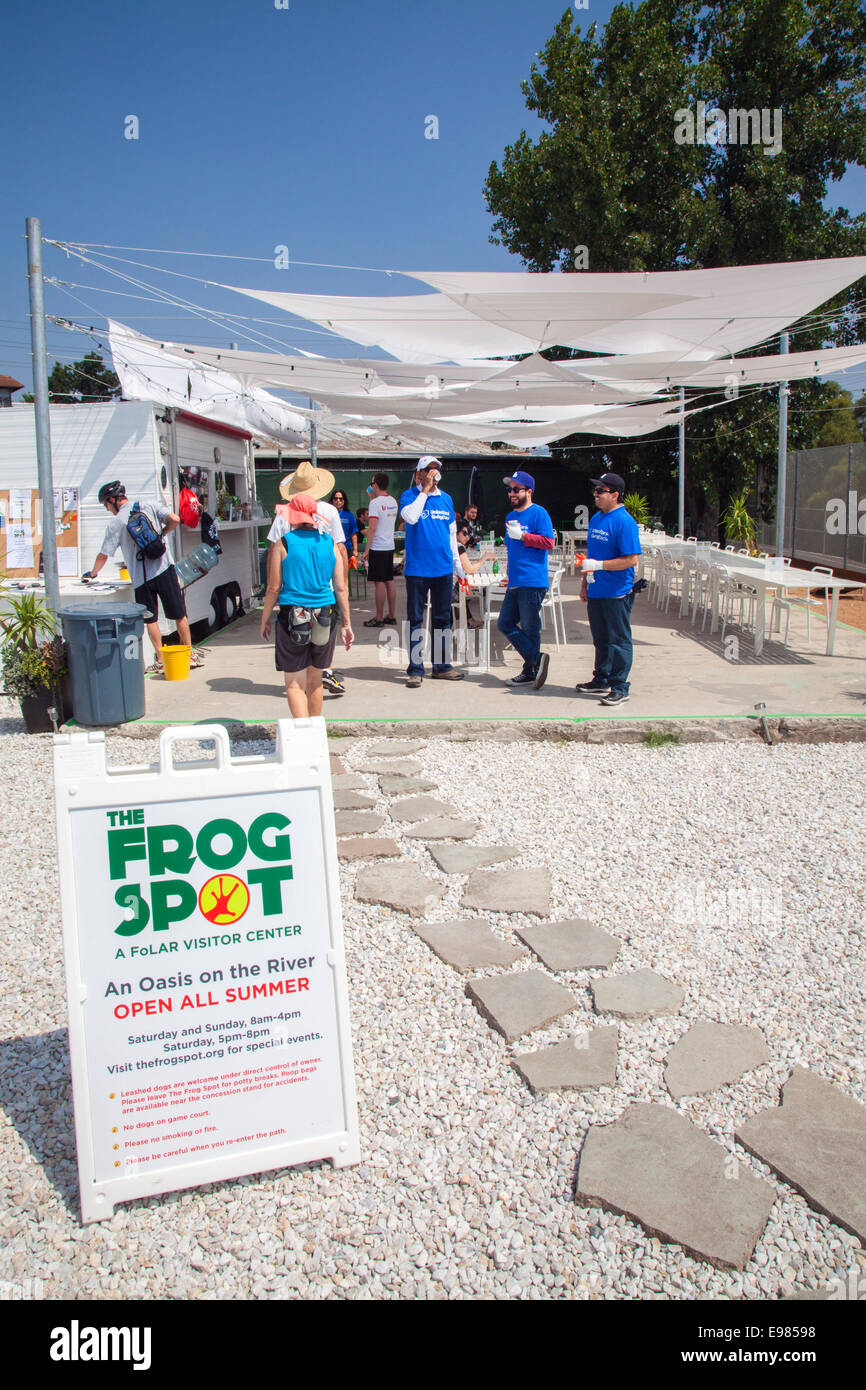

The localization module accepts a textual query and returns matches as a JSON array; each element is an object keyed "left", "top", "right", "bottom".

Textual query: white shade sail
[
  {"left": 407, "top": 259, "right": 866, "bottom": 359},
  {"left": 222, "top": 256, "right": 866, "bottom": 363},
  {"left": 108, "top": 320, "right": 308, "bottom": 444}
]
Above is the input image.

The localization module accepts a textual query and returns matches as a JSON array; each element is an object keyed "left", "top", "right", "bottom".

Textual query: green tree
[
  {"left": 46, "top": 352, "right": 120, "bottom": 403},
  {"left": 811, "top": 383, "right": 865, "bottom": 446},
  {"left": 485, "top": 0, "right": 866, "bottom": 534}
]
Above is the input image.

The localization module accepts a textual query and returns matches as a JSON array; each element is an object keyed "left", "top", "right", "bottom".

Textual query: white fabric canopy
[
  {"left": 222, "top": 257, "right": 866, "bottom": 362},
  {"left": 108, "top": 320, "right": 308, "bottom": 444},
  {"left": 217, "top": 286, "right": 536, "bottom": 362},
  {"left": 407, "top": 259, "right": 866, "bottom": 359}
]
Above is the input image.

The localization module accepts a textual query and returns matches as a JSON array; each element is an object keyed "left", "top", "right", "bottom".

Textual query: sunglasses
[
  {"left": 507, "top": 487, "right": 526, "bottom": 494},
  {"left": 593, "top": 487, "right": 612, "bottom": 494}
]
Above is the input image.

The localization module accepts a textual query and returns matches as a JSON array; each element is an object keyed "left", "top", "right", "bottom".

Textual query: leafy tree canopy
[
  {"left": 484, "top": 0, "right": 866, "bottom": 533},
  {"left": 46, "top": 352, "right": 120, "bottom": 404}
]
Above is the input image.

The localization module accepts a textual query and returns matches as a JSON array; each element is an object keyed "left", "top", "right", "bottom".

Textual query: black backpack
[{"left": 127, "top": 502, "right": 166, "bottom": 562}]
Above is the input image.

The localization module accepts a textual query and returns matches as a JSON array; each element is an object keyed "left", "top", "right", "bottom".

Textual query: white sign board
[{"left": 53, "top": 720, "right": 360, "bottom": 1223}]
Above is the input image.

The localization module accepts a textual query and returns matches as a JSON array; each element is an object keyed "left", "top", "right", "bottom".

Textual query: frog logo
[{"left": 198, "top": 873, "right": 250, "bottom": 926}]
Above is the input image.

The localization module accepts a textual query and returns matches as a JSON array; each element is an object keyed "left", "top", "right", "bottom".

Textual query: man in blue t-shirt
[
  {"left": 399, "top": 456, "right": 465, "bottom": 687},
  {"left": 576, "top": 471, "right": 642, "bottom": 707},
  {"left": 498, "top": 471, "right": 556, "bottom": 690}
]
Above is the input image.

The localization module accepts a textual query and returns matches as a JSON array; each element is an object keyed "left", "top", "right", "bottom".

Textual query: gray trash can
[{"left": 58, "top": 602, "right": 148, "bottom": 727}]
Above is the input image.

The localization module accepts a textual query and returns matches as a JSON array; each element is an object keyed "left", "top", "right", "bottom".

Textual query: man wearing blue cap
[
  {"left": 498, "top": 471, "right": 556, "bottom": 689},
  {"left": 576, "top": 471, "right": 642, "bottom": 706}
]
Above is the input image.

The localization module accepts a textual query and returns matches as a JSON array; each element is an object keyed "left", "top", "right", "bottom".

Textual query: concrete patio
[{"left": 135, "top": 571, "right": 866, "bottom": 727}]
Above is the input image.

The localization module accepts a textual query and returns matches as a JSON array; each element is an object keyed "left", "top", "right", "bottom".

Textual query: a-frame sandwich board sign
[{"left": 53, "top": 719, "right": 359, "bottom": 1223}]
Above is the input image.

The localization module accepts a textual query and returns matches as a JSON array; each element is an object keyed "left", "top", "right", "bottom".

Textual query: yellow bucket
[{"left": 162, "top": 645, "right": 191, "bottom": 682}]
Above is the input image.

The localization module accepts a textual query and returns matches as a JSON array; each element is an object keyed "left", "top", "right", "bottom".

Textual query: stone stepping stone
[
  {"left": 334, "top": 810, "right": 385, "bottom": 836},
  {"left": 390, "top": 795, "right": 459, "bottom": 823},
  {"left": 354, "top": 758, "right": 424, "bottom": 775},
  {"left": 576, "top": 1103, "right": 775, "bottom": 1269},
  {"left": 332, "top": 774, "right": 372, "bottom": 791},
  {"left": 332, "top": 790, "right": 376, "bottom": 811},
  {"left": 428, "top": 845, "right": 516, "bottom": 874},
  {"left": 513, "top": 1026, "right": 619, "bottom": 1094},
  {"left": 736, "top": 1068, "right": 866, "bottom": 1244},
  {"left": 368, "top": 739, "right": 426, "bottom": 756},
  {"left": 379, "top": 775, "right": 438, "bottom": 795},
  {"left": 665, "top": 1023, "right": 771, "bottom": 1100},
  {"left": 592, "top": 969, "right": 684, "bottom": 1018},
  {"left": 413, "top": 919, "right": 526, "bottom": 972},
  {"left": 337, "top": 838, "right": 402, "bottom": 862},
  {"left": 461, "top": 868, "right": 551, "bottom": 917},
  {"left": 355, "top": 862, "right": 446, "bottom": 916},
  {"left": 403, "top": 818, "right": 478, "bottom": 841},
  {"left": 329, "top": 753, "right": 346, "bottom": 775},
  {"left": 465, "top": 970, "right": 577, "bottom": 1043},
  {"left": 516, "top": 919, "right": 620, "bottom": 972}
]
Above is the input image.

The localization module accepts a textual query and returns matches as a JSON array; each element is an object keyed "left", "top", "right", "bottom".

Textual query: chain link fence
[{"left": 758, "top": 443, "right": 866, "bottom": 574}]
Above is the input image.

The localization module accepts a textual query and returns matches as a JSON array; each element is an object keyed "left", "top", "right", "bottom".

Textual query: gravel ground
[{"left": 1, "top": 702, "right": 864, "bottom": 1301}]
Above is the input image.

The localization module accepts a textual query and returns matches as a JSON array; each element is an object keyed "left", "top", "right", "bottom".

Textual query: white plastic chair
[
  {"left": 793, "top": 565, "right": 833, "bottom": 641},
  {"left": 540, "top": 566, "right": 567, "bottom": 648}
]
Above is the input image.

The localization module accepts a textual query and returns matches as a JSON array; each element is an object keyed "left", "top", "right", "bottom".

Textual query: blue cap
[{"left": 503, "top": 470, "right": 535, "bottom": 490}]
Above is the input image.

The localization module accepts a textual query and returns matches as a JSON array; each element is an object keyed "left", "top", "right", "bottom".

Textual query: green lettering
[
  {"left": 147, "top": 823, "right": 195, "bottom": 876},
  {"left": 248, "top": 812, "right": 292, "bottom": 863},
  {"left": 196, "top": 818, "right": 246, "bottom": 870},
  {"left": 108, "top": 827, "right": 146, "bottom": 880},
  {"left": 151, "top": 879, "right": 198, "bottom": 932},
  {"left": 248, "top": 865, "right": 294, "bottom": 914},
  {"left": 114, "top": 884, "right": 150, "bottom": 937}
]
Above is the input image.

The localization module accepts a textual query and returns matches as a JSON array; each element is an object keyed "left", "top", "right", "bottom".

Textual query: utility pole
[
  {"left": 775, "top": 333, "right": 790, "bottom": 557},
  {"left": 26, "top": 217, "right": 59, "bottom": 608},
  {"left": 678, "top": 387, "right": 686, "bottom": 536},
  {"left": 309, "top": 397, "right": 318, "bottom": 467}
]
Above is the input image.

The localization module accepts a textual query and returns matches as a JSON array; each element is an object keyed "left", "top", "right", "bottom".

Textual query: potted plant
[
  {"left": 623, "top": 492, "right": 652, "bottom": 527},
  {"left": 0, "top": 592, "right": 69, "bottom": 732},
  {"left": 721, "top": 489, "right": 758, "bottom": 554}
]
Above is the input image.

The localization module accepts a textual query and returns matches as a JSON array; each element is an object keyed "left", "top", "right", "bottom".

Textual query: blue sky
[{"left": 2, "top": 0, "right": 864, "bottom": 398}]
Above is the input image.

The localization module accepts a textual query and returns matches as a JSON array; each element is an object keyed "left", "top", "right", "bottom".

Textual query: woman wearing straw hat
[
  {"left": 260, "top": 493, "right": 353, "bottom": 717},
  {"left": 267, "top": 460, "right": 348, "bottom": 696}
]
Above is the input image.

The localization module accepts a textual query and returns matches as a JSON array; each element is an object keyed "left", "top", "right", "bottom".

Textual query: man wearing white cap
[
  {"left": 399, "top": 457, "right": 465, "bottom": 688},
  {"left": 267, "top": 460, "right": 347, "bottom": 696}
]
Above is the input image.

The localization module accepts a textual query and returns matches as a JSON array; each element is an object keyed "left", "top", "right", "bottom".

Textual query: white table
[
  {"left": 647, "top": 545, "right": 864, "bottom": 656},
  {"left": 456, "top": 572, "right": 507, "bottom": 674}
]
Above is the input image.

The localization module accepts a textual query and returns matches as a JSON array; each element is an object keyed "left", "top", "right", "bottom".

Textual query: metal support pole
[
  {"left": 309, "top": 398, "right": 318, "bottom": 467},
  {"left": 775, "top": 332, "right": 789, "bottom": 557},
  {"left": 25, "top": 217, "right": 59, "bottom": 608},
  {"left": 678, "top": 387, "right": 685, "bottom": 536}
]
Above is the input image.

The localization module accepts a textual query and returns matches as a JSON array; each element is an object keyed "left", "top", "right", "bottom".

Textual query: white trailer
[{"left": 0, "top": 399, "right": 263, "bottom": 637}]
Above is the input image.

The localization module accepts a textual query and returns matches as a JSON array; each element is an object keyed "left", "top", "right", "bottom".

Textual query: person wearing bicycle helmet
[{"left": 84, "top": 481, "right": 203, "bottom": 672}]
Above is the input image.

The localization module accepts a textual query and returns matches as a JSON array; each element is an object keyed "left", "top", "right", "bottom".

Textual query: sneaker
[
  {"left": 189, "top": 651, "right": 205, "bottom": 669},
  {"left": 509, "top": 671, "right": 535, "bottom": 685},
  {"left": 406, "top": 675, "right": 423, "bottom": 689},
  {"left": 432, "top": 669, "right": 465, "bottom": 680},
  {"left": 146, "top": 661, "right": 164, "bottom": 676},
  {"left": 533, "top": 653, "right": 550, "bottom": 690},
  {"left": 576, "top": 679, "right": 611, "bottom": 694},
  {"left": 600, "top": 690, "right": 630, "bottom": 706},
  {"left": 322, "top": 671, "right": 346, "bottom": 695},
  {"left": 383, "top": 615, "right": 397, "bottom": 625},
  {"left": 363, "top": 617, "right": 385, "bottom": 627}
]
